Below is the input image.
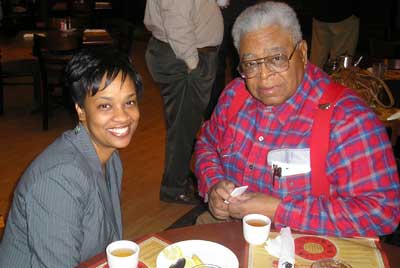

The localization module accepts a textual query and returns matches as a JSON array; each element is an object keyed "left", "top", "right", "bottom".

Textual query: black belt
[
  {"left": 152, "top": 37, "right": 218, "bottom": 53},
  {"left": 197, "top": 46, "right": 218, "bottom": 53}
]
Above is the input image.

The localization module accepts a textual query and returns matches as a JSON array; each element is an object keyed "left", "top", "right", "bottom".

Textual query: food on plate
[
  {"left": 162, "top": 246, "right": 203, "bottom": 268},
  {"left": 163, "top": 245, "right": 183, "bottom": 260}
]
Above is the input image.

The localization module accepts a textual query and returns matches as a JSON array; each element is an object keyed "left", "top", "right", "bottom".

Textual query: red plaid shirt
[{"left": 194, "top": 64, "right": 400, "bottom": 237}]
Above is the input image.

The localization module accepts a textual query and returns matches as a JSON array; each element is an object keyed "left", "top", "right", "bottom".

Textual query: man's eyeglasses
[{"left": 238, "top": 41, "right": 300, "bottom": 79}]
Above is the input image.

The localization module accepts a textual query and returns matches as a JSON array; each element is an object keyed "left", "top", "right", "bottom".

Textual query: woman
[{"left": 0, "top": 48, "right": 143, "bottom": 268}]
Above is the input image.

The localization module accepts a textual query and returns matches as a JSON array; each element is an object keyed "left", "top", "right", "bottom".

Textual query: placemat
[
  {"left": 247, "top": 232, "right": 388, "bottom": 268},
  {"left": 138, "top": 235, "right": 170, "bottom": 268}
]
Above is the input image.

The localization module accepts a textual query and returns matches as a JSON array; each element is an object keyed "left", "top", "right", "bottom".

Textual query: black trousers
[{"left": 145, "top": 37, "right": 218, "bottom": 195}]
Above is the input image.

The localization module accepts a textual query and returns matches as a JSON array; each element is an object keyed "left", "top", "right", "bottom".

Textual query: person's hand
[
  {"left": 228, "top": 192, "right": 281, "bottom": 220},
  {"left": 208, "top": 180, "right": 235, "bottom": 220}
]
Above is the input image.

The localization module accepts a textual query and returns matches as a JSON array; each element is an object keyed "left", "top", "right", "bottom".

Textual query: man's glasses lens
[{"left": 238, "top": 42, "right": 299, "bottom": 79}]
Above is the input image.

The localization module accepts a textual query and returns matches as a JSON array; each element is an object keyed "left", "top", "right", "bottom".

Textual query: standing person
[
  {"left": 144, "top": 0, "right": 223, "bottom": 204},
  {"left": 204, "top": 0, "right": 258, "bottom": 120},
  {"left": 194, "top": 1, "right": 400, "bottom": 236},
  {"left": 310, "top": 0, "right": 360, "bottom": 68},
  {"left": 0, "top": 48, "right": 143, "bottom": 268}
]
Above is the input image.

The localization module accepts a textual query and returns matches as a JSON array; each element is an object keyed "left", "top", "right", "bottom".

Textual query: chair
[
  {"left": 108, "top": 21, "right": 135, "bottom": 56},
  {"left": 1, "top": 0, "right": 36, "bottom": 33},
  {"left": 33, "top": 31, "right": 81, "bottom": 130},
  {"left": 0, "top": 49, "right": 41, "bottom": 115}
]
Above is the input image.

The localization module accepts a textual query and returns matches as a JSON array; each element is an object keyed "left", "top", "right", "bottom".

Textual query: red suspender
[
  {"left": 226, "top": 79, "right": 250, "bottom": 120},
  {"left": 310, "top": 83, "right": 346, "bottom": 196}
]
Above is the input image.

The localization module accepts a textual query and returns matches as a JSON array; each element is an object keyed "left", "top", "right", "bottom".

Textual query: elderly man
[{"left": 194, "top": 1, "right": 400, "bottom": 237}]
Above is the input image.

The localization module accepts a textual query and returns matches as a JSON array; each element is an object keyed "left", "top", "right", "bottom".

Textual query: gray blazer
[{"left": 0, "top": 124, "right": 123, "bottom": 268}]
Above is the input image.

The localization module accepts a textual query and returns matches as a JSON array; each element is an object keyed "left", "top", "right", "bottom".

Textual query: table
[
  {"left": 77, "top": 222, "right": 400, "bottom": 268},
  {"left": 17, "top": 28, "right": 113, "bottom": 49}
]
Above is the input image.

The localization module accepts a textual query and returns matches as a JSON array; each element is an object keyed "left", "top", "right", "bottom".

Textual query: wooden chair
[
  {"left": 0, "top": 49, "right": 41, "bottom": 116},
  {"left": 33, "top": 32, "right": 82, "bottom": 130},
  {"left": 108, "top": 21, "right": 135, "bottom": 57},
  {"left": 1, "top": 0, "right": 37, "bottom": 33}
]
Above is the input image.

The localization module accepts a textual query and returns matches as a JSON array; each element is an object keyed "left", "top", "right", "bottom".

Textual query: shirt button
[
  {"left": 258, "top": 136, "right": 264, "bottom": 142},
  {"left": 249, "top": 164, "right": 254, "bottom": 169}
]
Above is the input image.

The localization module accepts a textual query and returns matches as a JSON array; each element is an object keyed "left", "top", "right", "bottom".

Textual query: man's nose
[{"left": 259, "top": 62, "right": 276, "bottom": 79}]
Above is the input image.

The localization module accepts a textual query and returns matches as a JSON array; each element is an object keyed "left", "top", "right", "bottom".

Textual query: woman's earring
[{"left": 73, "top": 124, "right": 81, "bottom": 134}]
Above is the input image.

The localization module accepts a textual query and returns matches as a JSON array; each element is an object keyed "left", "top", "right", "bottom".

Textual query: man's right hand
[{"left": 208, "top": 180, "right": 235, "bottom": 219}]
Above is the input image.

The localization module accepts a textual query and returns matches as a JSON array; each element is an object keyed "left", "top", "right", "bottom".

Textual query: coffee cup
[
  {"left": 106, "top": 240, "right": 140, "bottom": 268},
  {"left": 243, "top": 214, "right": 271, "bottom": 245}
]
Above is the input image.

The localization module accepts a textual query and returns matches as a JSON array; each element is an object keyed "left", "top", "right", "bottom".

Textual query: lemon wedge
[
  {"left": 163, "top": 245, "right": 183, "bottom": 260},
  {"left": 184, "top": 257, "right": 196, "bottom": 268},
  {"left": 192, "top": 254, "right": 203, "bottom": 265}
]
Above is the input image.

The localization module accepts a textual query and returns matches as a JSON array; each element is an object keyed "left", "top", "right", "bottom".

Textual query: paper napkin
[{"left": 265, "top": 227, "right": 295, "bottom": 268}]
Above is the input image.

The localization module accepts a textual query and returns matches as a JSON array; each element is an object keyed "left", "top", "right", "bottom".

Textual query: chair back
[
  {"left": 0, "top": 48, "right": 40, "bottom": 116},
  {"left": 33, "top": 32, "right": 81, "bottom": 130},
  {"left": 113, "top": 22, "right": 135, "bottom": 57}
]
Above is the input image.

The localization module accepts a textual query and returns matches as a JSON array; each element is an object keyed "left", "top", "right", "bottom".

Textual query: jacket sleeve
[{"left": 25, "top": 165, "right": 90, "bottom": 268}]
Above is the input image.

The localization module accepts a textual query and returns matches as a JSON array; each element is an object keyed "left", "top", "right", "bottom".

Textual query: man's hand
[
  {"left": 208, "top": 180, "right": 235, "bottom": 219},
  {"left": 228, "top": 192, "right": 281, "bottom": 220}
]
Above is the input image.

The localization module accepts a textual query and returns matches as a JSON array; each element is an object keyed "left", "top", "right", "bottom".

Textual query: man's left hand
[{"left": 227, "top": 192, "right": 281, "bottom": 220}]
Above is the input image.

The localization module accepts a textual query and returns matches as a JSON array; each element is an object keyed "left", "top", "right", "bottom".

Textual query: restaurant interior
[{"left": 0, "top": 0, "right": 399, "bottom": 265}]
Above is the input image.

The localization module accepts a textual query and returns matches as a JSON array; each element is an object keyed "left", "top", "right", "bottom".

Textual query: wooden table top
[{"left": 77, "top": 222, "right": 400, "bottom": 268}]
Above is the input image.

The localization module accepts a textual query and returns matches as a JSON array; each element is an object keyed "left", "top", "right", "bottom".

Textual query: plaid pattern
[{"left": 194, "top": 64, "right": 400, "bottom": 237}]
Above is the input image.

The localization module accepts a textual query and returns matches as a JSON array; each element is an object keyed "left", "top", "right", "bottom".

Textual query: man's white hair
[{"left": 232, "top": 1, "right": 302, "bottom": 51}]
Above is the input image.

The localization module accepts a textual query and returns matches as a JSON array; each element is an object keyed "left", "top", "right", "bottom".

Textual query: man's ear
[
  {"left": 299, "top": 40, "right": 308, "bottom": 66},
  {"left": 75, "top": 104, "right": 86, "bottom": 122}
]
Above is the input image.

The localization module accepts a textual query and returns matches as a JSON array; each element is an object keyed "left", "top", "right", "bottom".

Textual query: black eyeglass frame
[{"left": 237, "top": 41, "right": 301, "bottom": 79}]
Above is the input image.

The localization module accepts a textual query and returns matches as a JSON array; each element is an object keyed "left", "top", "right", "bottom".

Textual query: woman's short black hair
[{"left": 64, "top": 47, "right": 143, "bottom": 107}]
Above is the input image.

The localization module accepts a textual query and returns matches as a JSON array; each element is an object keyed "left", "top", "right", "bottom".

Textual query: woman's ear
[{"left": 75, "top": 104, "right": 86, "bottom": 122}]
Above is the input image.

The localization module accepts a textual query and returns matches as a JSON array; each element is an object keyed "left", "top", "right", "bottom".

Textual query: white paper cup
[
  {"left": 106, "top": 240, "right": 140, "bottom": 268},
  {"left": 243, "top": 214, "right": 271, "bottom": 245}
]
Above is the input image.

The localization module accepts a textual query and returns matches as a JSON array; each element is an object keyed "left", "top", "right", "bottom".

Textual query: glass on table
[{"left": 311, "top": 258, "right": 352, "bottom": 268}]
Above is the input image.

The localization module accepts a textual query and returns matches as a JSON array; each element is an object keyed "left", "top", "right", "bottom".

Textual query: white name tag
[{"left": 267, "top": 148, "right": 310, "bottom": 177}]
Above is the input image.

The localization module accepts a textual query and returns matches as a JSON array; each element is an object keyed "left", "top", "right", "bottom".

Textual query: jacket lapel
[{"left": 69, "top": 124, "right": 122, "bottom": 239}]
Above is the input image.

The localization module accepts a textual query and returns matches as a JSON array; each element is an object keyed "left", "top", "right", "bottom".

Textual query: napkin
[{"left": 265, "top": 227, "right": 295, "bottom": 268}]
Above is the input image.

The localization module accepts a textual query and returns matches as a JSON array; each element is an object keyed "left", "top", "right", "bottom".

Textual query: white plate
[{"left": 156, "top": 240, "right": 239, "bottom": 268}]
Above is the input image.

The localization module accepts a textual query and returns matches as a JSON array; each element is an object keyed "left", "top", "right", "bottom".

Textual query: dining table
[
  {"left": 14, "top": 26, "right": 113, "bottom": 51},
  {"left": 76, "top": 221, "right": 400, "bottom": 268}
]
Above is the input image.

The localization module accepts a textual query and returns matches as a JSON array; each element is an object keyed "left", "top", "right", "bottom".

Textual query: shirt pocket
[{"left": 278, "top": 173, "right": 310, "bottom": 196}]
